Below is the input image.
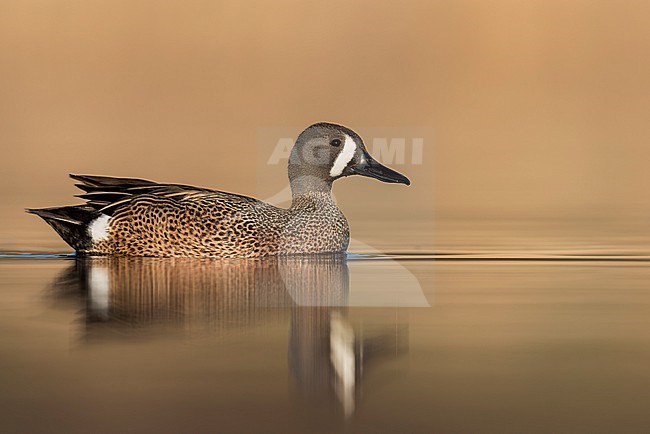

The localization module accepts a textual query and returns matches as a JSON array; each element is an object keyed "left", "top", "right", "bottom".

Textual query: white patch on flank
[
  {"left": 89, "top": 214, "right": 111, "bottom": 242},
  {"left": 329, "top": 134, "right": 357, "bottom": 177}
]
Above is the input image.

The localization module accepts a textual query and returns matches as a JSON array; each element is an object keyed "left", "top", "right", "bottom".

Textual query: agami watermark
[{"left": 266, "top": 134, "right": 425, "bottom": 166}]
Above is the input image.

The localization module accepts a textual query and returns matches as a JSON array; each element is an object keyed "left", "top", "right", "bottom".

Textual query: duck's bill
[{"left": 350, "top": 153, "right": 411, "bottom": 185}]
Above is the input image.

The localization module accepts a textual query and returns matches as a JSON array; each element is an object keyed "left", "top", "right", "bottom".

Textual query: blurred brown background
[{"left": 1, "top": 0, "right": 649, "bottom": 251}]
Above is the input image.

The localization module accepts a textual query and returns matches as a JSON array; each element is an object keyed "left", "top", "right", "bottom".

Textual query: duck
[{"left": 27, "top": 123, "right": 410, "bottom": 258}]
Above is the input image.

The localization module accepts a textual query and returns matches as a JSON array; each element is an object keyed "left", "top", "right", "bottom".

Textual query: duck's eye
[{"left": 330, "top": 138, "right": 342, "bottom": 147}]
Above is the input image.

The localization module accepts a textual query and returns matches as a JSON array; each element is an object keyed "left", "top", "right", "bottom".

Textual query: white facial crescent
[{"left": 330, "top": 135, "right": 356, "bottom": 177}]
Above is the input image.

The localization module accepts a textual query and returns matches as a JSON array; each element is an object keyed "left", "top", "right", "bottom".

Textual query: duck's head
[{"left": 288, "top": 123, "right": 410, "bottom": 191}]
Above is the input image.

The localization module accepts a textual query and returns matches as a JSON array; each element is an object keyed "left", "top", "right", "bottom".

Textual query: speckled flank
[{"left": 90, "top": 190, "right": 349, "bottom": 258}]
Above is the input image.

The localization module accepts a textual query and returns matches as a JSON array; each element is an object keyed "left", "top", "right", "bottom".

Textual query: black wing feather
[{"left": 69, "top": 174, "right": 216, "bottom": 213}]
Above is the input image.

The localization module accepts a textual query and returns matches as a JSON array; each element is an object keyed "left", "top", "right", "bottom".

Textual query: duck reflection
[{"left": 48, "top": 254, "right": 408, "bottom": 418}]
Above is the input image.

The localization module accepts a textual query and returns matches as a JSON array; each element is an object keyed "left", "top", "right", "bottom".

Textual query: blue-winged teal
[{"left": 28, "top": 123, "right": 410, "bottom": 258}]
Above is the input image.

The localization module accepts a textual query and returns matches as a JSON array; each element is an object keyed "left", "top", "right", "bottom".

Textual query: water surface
[{"left": 2, "top": 243, "right": 650, "bottom": 433}]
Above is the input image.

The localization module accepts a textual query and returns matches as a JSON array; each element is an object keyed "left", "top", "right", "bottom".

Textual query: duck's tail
[{"left": 26, "top": 205, "right": 98, "bottom": 251}]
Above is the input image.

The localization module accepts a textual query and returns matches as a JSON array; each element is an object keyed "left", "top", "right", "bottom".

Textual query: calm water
[{"left": 2, "top": 234, "right": 650, "bottom": 433}]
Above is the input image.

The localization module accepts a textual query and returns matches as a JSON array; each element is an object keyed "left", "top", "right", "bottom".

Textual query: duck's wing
[
  {"left": 27, "top": 174, "right": 269, "bottom": 251},
  {"left": 70, "top": 174, "right": 263, "bottom": 215}
]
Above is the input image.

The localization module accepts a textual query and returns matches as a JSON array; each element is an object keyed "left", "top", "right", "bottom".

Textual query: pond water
[{"left": 2, "top": 229, "right": 650, "bottom": 433}]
